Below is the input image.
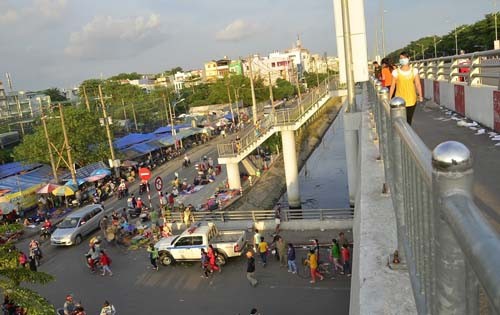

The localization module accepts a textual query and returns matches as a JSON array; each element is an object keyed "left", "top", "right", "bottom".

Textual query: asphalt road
[{"left": 30, "top": 235, "right": 350, "bottom": 315}]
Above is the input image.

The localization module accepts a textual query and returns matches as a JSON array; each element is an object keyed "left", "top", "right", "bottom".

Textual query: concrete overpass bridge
[{"left": 217, "top": 79, "right": 345, "bottom": 208}]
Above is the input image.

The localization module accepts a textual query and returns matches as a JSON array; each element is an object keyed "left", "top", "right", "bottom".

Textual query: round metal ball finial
[
  {"left": 389, "top": 96, "right": 405, "bottom": 108},
  {"left": 379, "top": 87, "right": 389, "bottom": 95},
  {"left": 432, "top": 141, "right": 472, "bottom": 172}
]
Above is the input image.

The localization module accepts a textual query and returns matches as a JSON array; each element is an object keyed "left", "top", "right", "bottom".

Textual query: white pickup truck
[{"left": 154, "top": 222, "right": 248, "bottom": 266}]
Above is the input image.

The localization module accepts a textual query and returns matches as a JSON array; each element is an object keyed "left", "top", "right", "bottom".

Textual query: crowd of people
[{"left": 245, "top": 229, "right": 352, "bottom": 287}]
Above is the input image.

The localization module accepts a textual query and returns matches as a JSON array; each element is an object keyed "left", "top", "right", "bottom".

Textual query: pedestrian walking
[
  {"left": 100, "top": 216, "right": 109, "bottom": 239},
  {"left": 99, "top": 250, "right": 113, "bottom": 276},
  {"left": 246, "top": 251, "right": 258, "bottom": 287},
  {"left": 147, "top": 244, "right": 159, "bottom": 271},
  {"left": 28, "top": 256, "right": 37, "bottom": 272},
  {"left": 99, "top": 300, "right": 116, "bottom": 315},
  {"left": 306, "top": 249, "right": 324, "bottom": 283},
  {"left": 330, "top": 239, "right": 344, "bottom": 274},
  {"left": 287, "top": 243, "right": 297, "bottom": 274},
  {"left": 150, "top": 209, "right": 159, "bottom": 227},
  {"left": 276, "top": 236, "right": 287, "bottom": 267},
  {"left": 208, "top": 244, "right": 220, "bottom": 272},
  {"left": 341, "top": 244, "right": 351, "bottom": 276},
  {"left": 200, "top": 248, "right": 211, "bottom": 278},
  {"left": 258, "top": 237, "right": 268, "bottom": 267},
  {"left": 253, "top": 229, "right": 261, "bottom": 252},
  {"left": 380, "top": 58, "right": 394, "bottom": 89},
  {"left": 274, "top": 203, "right": 281, "bottom": 235},
  {"left": 312, "top": 239, "right": 320, "bottom": 262},
  {"left": 338, "top": 232, "right": 349, "bottom": 248},
  {"left": 389, "top": 51, "right": 423, "bottom": 125}
]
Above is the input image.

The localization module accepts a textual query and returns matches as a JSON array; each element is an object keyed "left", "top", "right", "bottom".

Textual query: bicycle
[{"left": 297, "top": 256, "right": 332, "bottom": 279}]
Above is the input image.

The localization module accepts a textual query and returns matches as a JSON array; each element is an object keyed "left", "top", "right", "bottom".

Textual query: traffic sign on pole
[
  {"left": 139, "top": 167, "right": 152, "bottom": 181},
  {"left": 154, "top": 176, "right": 163, "bottom": 192}
]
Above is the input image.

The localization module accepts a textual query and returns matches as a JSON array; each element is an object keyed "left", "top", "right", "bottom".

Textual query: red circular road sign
[
  {"left": 138, "top": 167, "right": 152, "bottom": 181},
  {"left": 154, "top": 176, "right": 163, "bottom": 191}
]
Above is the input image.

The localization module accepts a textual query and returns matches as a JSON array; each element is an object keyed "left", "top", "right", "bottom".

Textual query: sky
[{"left": 0, "top": 0, "right": 494, "bottom": 90}]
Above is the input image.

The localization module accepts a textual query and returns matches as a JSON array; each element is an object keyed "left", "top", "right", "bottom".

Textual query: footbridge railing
[
  {"left": 411, "top": 48, "right": 500, "bottom": 88},
  {"left": 217, "top": 77, "right": 337, "bottom": 159},
  {"left": 371, "top": 80, "right": 500, "bottom": 314},
  {"left": 169, "top": 208, "right": 354, "bottom": 223}
]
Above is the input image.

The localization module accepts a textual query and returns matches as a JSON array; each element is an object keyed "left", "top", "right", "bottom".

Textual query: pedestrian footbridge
[{"left": 217, "top": 79, "right": 345, "bottom": 208}]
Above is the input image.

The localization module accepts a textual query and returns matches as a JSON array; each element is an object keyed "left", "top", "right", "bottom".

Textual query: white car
[{"left": 154, "top": 222, "right": 247, "bottom": 266}]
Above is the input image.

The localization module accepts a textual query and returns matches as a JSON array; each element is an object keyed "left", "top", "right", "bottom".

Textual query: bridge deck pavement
[{"left": 412, "top": 101, "right": 500, "bottom": 230}]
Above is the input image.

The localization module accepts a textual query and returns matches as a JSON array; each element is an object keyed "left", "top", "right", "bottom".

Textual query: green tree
[
  {"left": 41, "top": 88, "right": 67, "bottom": 102},
  {"left": 0, "top": 224, "right": 55, "bottom": 314},
  {"left": 273, "top": 78, "right": 296, "bottom": 100},
  {"left": 13, "top": 106, "right": 109, "bottom": 166},
  {"left": 108, "top": 72, "right": 142, "bottom": 81}
]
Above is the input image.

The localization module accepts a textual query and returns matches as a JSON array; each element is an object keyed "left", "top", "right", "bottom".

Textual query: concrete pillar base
[
  {"left": 226, "top": 162, "right": 241, "bottom": 190},
  {"left": 281, "top": 130, "right": 301, "bottom": 208}
]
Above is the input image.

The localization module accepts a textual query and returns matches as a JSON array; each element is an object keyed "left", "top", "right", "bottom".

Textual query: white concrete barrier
[{"left": 427, "top": 79, "right": 499, "bottom": 131}]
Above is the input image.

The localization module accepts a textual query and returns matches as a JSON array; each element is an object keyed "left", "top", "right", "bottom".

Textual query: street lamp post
[
  {"left": 233, "top": 84, "right": 245, "bottom": 127},
  {"left": 494, "top": 0, "right": 499, "bottom": 49},
  {"left": 247, "top": 56, "right": 258, "bottom": 125},
  {"left": 433, "top": 36, "right": 443, "bottom": 58},
  {"left": 418, "top": 44, "right": 426, "bottom": 60}
]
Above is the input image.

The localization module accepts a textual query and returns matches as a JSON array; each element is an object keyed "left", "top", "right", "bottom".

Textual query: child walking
[{"left": 99, "top": 250, "right": 113, "bottom": 276}]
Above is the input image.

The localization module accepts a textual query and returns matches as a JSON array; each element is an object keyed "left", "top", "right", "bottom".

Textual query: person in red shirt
[
  {"left": 341, "top": 244, "right": 351, "bottom": 276},
  {"left": 42, "top": 218, "right": 52, "bottom": 230},
  {"left": 99, "top": 250, "right": 113, "bottom": 276},
  {"left": 207, "top": 245, "right": 220, "bottom": 273},
  {"left": 136, "top": 198, "right": 143, "bottom": 210}
]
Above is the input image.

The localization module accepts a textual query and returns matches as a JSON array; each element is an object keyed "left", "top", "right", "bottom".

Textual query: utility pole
[
  {"left": 162, "top": 93, "right": 171, "bottom": 127},
  {"left": 131, "top": 102, "right": 138, "bottom": 131},
  {"left": 341, "top": 0, "right": 356, "bottom": 111},
  {"left": 268, "top": 72, "right": 274, "bottom": 115},
  {"left": 41, "top": 113, "right": 59, "bottom": 183},
  {"left": 494, "top": 0, "right": 499, "bottom": 49},
  {"left": 58, "top": 103, "right": 77, "bottom": 185},
  {"left": 314, "top": 58, "right": 320, "bottom": 87},
  {"left": 98, "top": 85, "right": 119, "bottom": 177},
  {"left": 121, "top": 98, "right": 129, "bottom": 132},
  {"left": 83, "top": 86, "right": 91, "bottom": 112},
  {"left": 248, "top": 56, "right": 258, "bottom": 125},
  {"left": 455, "top": 24, "right": 458, "bottom": 55},
  {"left": 226, "top": 82, "right": 236, "bottom": 126}
]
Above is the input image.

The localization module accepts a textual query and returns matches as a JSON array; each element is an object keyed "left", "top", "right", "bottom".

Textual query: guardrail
[
  {"left": 217, "top": 77, "right": 337, "bottom": 158},
  {"left": 371, "top": 80, "right": 500, "bottom": 314},
  {"left": 411, "top": 49, "right": 500, "bottom": 88},
  {"left": 168, "top": 208, "right": 354, "bottom": 223}
]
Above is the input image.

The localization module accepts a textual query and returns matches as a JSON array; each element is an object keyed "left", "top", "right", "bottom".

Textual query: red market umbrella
[{"left": 36, "top": 183, "right": 61, "bottom": 194}]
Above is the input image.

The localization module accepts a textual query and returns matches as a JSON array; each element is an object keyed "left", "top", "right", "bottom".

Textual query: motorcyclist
[
  {"left": 86, "top": 244, "right": 101, "bottom": 273},
  {"left": 42, "top": 218, "right": 52, "bottom": 230},
  {"left": 63, "top": 295, "right": 75, "bottom": 315}
]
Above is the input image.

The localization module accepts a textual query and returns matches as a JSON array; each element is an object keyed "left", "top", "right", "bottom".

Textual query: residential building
[
  {"left": 229, "top": 60, "right": 244, "bottom": 76},
  {"left": 173, "top": 71, "right": 188, "bottom": 92},
  {"left": 284, "top": 36, "right": 312, "bottom": 76},
  {"left": 0, "top": 81, "right": 7, "bottom": 119},
  {"left": 204, "top": 61, "right": 218, "bottom": 82},
  {"left": 243, "top": 54, "right": 291, "bottom": 86}
]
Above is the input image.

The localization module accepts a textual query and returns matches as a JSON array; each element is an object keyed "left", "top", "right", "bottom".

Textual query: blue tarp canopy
[
  {"left": 153, "top": 123, "right": 192, "bottom": 135},
  {"left": 0, "top": 165, "right": 53, "bottom": 191},
  {"left": 224, "top": 113, "right": 236, "bottom": 121},
  {"left": 114, "top": 133, "right": 155, "bottom": 149},
  {"left": 128, "top": 142, "right": 160, "bottom": 154},
  {"left": 0, "top": 162, "right": 43, "bottom": 180},
  {"left": 155, "top": 134, "right": 175, "bottom": 146},
  {"left": 64, "top": 178, "right": 86, "bottom": 186},
  {"left": 61, "top": 161, "right": 108, "bottom": 181}
]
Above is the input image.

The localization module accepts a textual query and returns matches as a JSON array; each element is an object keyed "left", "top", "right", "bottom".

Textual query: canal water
[{"left": 282, "top": 107, "right": 350, "bottom": 209}]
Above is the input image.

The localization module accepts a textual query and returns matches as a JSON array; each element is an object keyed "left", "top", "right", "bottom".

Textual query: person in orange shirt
[{"left": 380, "top": 58, "right": 394, "bottom": 89}]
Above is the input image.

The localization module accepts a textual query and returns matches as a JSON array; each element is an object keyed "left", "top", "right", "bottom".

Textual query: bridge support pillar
[
  {"left": 226, "top": 162, "right": 241, "bottom": 190},
  {"left": 281, "top": 130, "right": 301, "bottom": 208}
]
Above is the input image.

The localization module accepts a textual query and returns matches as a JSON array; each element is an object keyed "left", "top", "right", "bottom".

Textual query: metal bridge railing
[
  {"left": 411, "top": 49, "right": 500, "bottom": 88},
  {"left": 371, "top": 80, "right": 500, "bottom": 315},
  {"left": 168, "top": 208, "right": 354, "bottom": 223},
  {"left": 217, "top": 77, "right": 337, "bottom": 158}
]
